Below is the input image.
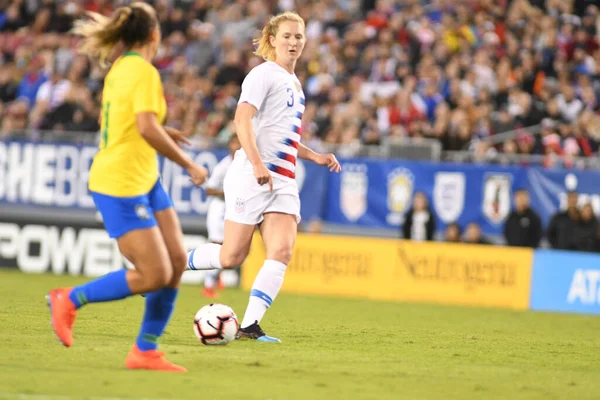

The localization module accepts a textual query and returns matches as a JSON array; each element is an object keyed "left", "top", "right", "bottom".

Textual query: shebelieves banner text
[{"left": 0, "top": 140, "right": 324, "bottom": 222}]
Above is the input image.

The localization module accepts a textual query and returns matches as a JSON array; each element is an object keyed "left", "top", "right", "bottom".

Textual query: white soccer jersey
[
  {"left": 207, "top": 154, "right": 233, "bottom": 194},
  {"left": 206, "top": 155, "right": 232, "bottom": 243},
  {"left": 236, "top": 61, "right": 305, "bottom": 181}
]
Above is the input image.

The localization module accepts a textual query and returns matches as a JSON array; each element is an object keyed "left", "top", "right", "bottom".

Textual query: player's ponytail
[
  {"left": 73, "top": 2, "right": 157, "bottom": 68},
  {"left": 253, "top": 11, "right": 305, "bottom": 62}
]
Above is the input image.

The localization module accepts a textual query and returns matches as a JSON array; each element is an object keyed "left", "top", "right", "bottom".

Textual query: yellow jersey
[{"left": 88, "top": 51, "right": 167, "bottom": 197}]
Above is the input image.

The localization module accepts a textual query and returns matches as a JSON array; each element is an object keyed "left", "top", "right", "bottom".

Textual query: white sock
[
  {"left": 187, "top": 243, "right": 222, "bottom": 270},
  {"left": 204, "top": 270, "right": 219, "bottom": 289},
  {"left": 240, "top": 259, "right": 287, "bottom": 328}
]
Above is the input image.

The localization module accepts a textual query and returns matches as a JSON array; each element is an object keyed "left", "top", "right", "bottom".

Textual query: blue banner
[
  {"left": 530, "top": 250, "right": 600, "bottom": 314},
  {"left": 0, "top": 141, "right": 325, "bottom": 223},
  {"left": 3, "top": 140, "right": 600, "bottom": 235},
  {"left": 326, "top": 158, "right": 600, "bottom": 235}
]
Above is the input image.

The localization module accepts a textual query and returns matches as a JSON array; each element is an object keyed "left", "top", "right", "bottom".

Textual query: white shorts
[
  {"left": 206, "top": 199, "right": 226, "bottom": 243},
  {"left": 224, "top": 165, "right": 301, "bottom": 225}
]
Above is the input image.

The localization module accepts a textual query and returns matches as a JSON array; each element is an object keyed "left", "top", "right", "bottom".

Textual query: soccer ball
[{"left": 193, "top": 304, "right": 239, "bottom": 345}]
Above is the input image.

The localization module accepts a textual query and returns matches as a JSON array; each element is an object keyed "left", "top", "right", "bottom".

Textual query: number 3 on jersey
[
  {"left": 286, "top": 88, "right": 294, "bottom": 107},
  {"left": 101, "top": 101, "right": 110, "bottom": 148}
]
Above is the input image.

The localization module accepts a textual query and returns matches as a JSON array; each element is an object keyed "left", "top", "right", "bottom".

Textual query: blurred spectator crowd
[
  {"left": 402, "top": 187, "right": 600, "bottom": 253},
  {"left": 1, "top": 0, "right": 600, "bottom": 160}
]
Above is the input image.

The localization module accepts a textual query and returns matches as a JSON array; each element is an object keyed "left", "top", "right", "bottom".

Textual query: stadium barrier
[
  {"left": 530, "top": 250, "right": 600, "bottom": 315},
  {"left": 2, "top": 218, "right": 598, "bottom": 315},
  {"left": 1, "top": 137, "right": 599, "bottom": 314},
  {"left": 0, "top": 219, "right": 239, "bottom": 286},
  {"left": 243, "top": 233, "right": 533, "bottom": 310},
  {"left": 244, "top": 233, "right": 600, "bottom": 315},
  {"left": 6, "top": 140, "right": 600, "bottom": 240}
]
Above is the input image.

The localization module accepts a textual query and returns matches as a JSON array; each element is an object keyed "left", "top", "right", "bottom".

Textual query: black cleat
[{"left": 236, "top": 321, "right": 281, "bottom": 343}]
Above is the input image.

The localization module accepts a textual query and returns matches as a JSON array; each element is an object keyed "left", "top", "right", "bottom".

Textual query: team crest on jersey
[
  {"left": 235, "top": 197, "right": 245, "bottom": 214},
  {"left": 386, "top": 168, "right": 414, "bottom": 225},
  {"left": 433, "top": 172, "right": 466, "bottom": 224},
  {"left": 340, "top": 164, "right": 368, "bottom": 222},
  {"left": 294, "top": 81, "right": 301, "bottom": 92},
  {"left": 482, "top": 174, "right": 512, "bottom": 224},
  {"left": 135, "top": 204, "right": 150, "bottom": 220}
]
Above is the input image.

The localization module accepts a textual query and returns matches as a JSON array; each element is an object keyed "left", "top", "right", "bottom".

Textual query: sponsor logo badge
[
  {"left": 433, "top": 172, "right": 466, "bottom": 224},
  {"left": 340, "top": 163, "right": 368, "bottom": 222},
  {"left": 482, "top": 174, "right": 512, "bottom": 224},
  {"left": 386, "top": 167, "right": 414, "bottom": 225}
]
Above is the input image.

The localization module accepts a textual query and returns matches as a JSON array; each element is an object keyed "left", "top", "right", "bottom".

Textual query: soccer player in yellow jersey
[{"left": 46, "top": 2, "right": 210, "bottom": 372}]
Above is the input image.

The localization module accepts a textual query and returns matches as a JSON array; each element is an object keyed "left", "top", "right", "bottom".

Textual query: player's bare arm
[
  {"left": 136, "top": 112, "right": 207, "bottom": 186},
  {"left": 206, "top": 187, "right": 225, "bottom": 199},
  {"left": 234, "top": 102, "right": 273, "bottom": 191},
  {"left": 164, "top": 126, "right": 192, "bottom": 146},
  {"left": 298, "top": 143, "right": 341, "bottom": 173}
]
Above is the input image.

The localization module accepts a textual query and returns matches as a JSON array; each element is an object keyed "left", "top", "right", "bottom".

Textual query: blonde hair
[
  {"left": 253, "top": 12, "right": 305, "bottom": 61},
  {"left": 72, "top": 2, "right": 157, "bottom": 68}
]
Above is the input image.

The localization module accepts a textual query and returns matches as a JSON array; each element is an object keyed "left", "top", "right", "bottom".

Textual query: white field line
[{"left": 0, "top": 394, "right": 173, "bottom": 400}]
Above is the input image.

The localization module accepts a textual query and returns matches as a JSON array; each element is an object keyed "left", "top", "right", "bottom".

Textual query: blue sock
[
  {"left": 136, "top": 287, "right": 179, "bottom": 351},
  {"left": 69, "top": 269, "right": 133, "bottom": 309}
]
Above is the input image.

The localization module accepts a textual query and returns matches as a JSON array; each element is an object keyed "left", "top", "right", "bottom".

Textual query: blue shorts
[{"left": 91, "top": 179, "right": 173, "bottom": 239}]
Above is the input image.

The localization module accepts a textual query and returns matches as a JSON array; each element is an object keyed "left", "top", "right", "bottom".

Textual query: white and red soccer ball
[{"left": 193, "top": 304, "right": 239, "bottom": 345}]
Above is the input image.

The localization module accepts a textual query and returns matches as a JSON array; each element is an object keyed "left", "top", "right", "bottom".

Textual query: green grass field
[{"left": 1, "top": 269, "right": 600, "bottom": 400}]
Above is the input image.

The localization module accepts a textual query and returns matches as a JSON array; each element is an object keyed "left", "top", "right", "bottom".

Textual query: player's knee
[
  {"left": 220, "top": 249, "right": 248, "bottom": 268},
  {"left": 156, "top": 268, "right": 173, "bottom": 288},
  {"left": 144, "top": 267, "right": 172, "bottom": 291},
  {"left": 269, "top": 247, "right": 293, "bottom": 265},
  {"left": 170, "top": 249, "right": 188, "bottom": 275}
]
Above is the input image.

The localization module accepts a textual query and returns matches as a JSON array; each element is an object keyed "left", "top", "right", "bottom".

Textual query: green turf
[{"left": 1, "top": 270, "right": 600, "bottom": 400}]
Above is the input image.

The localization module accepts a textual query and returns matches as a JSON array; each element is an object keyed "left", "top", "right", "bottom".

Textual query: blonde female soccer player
[
  {"left": 187, "top": 11, "right": 341, "bottom": 342},
  {"left": 46, "top": 2, "right": 208, "bottom": 372}
]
